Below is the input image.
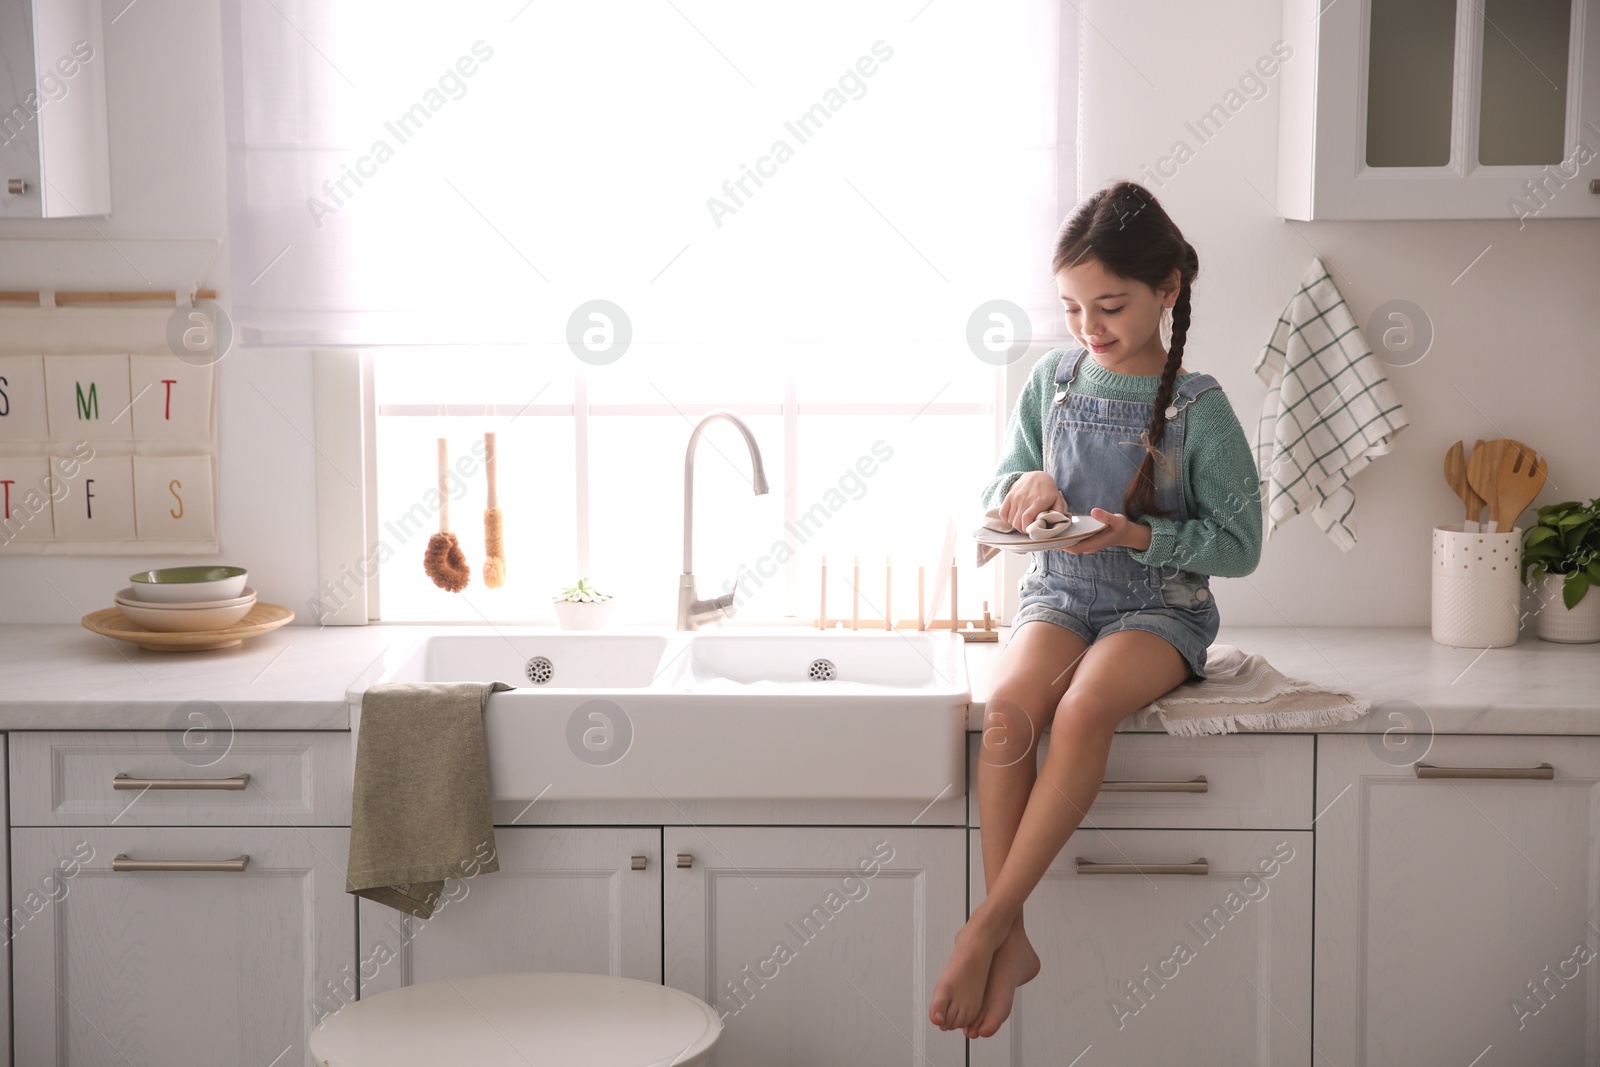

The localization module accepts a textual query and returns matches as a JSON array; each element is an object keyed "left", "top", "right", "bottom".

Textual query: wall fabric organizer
[{"left": 0, "top": 346, "right": 219, "bottom": 555}]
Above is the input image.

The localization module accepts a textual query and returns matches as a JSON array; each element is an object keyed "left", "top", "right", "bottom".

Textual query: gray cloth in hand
[
  {"left": 975, "top": 502, "right": 1073, "bottom": 566},
  {"left": 346, "top": 680, "right": 511, "bottom": 918}
]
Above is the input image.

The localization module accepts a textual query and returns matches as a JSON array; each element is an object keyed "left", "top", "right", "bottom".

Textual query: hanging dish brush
[
  {"left": 424, "top": 438, "right": 471, "bottom": 592},
  {"left": 482, "top": 431, "right": 505, "bottom": 588}
]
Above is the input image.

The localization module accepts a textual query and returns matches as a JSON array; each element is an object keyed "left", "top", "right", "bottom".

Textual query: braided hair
[{"left": 1051, "top": 180, "right": 1198, "bottom": 521}]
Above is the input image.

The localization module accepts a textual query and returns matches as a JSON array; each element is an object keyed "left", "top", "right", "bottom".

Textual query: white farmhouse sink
[
  {"left": 408, "top": 632, "right": 670, "bottom": 689},
  {"left": 362, "top": 627, "right": 969, "bottom": 803},
  {"left": 679, "top": 632, "right": 954, "bottom": 688}
]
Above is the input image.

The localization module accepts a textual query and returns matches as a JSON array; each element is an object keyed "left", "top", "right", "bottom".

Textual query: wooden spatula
[
  {"left": 1443, "top": 440, "right": 1482, "bottom": 532},
  {"left": 1466, "top": 438, "right": 1508, "bottom": 532},
  {"left": 1491, "top": 440, "right": 1546, "bottom": 532}
]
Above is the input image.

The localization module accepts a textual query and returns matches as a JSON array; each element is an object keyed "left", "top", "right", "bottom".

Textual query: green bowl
[{"left": 127, "top": 566, "right": 249, "bottom": 603}]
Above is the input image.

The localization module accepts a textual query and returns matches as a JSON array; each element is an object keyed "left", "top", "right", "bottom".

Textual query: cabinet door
[
  {"left": 0, "top": 0, "right": 44, "bottom": 217},
  {"left": 665, "top": 826, "right": 967, "bottom": 1067},
  {"left": 1316, "top": 735, "right": 1600, "bottom": 1066},
  {"left": 9, "top": 730, "right": 352, "bottom": 826},
  {"left": 1279, "top": 0, "right": 1600, "bottom": 219},
  {"left": 357, "top": 826, "right": 662, "bottom": 996},
  {"left": 0, "top": 0, "right": 110, "bottom": 218},
  {"left": 11, "top": 826, "right": 353, "bottom": 1067},
  {"left": 971, "top": 828, "right": 1313, "bottom": 1067},
  {"left": 967, "top": 731, "right": 1316, "bottom": 830}
]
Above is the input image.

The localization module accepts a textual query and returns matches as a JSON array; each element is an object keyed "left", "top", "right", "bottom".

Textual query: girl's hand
[
  {"left": 1000, "top": 471, "right": 1067, "bottom": 531},
  {"left": 1062, "top": 508, "right": 1153, "bottom": 554}
]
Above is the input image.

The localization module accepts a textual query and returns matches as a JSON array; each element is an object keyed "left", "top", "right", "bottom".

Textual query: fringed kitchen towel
[
  {"left": 1130, "top": 644, "right": 1372, "bottom": 736},
  {"left": 1255, "top": 256, "right": 1409, "bottom": 551}
]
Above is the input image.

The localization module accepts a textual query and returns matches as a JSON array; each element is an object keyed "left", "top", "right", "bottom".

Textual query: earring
[{"left": 1159, "top": 304, "right": 1174, "bottom": 347}]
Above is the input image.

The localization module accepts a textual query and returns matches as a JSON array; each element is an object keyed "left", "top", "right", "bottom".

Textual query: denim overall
[{"left": 1013, "top": 347, "right": 1221, "bottom": 681}]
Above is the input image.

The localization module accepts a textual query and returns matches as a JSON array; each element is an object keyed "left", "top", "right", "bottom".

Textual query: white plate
[
  {"left": 115, "top": 586, "right": 257, "bottom": 611},
  {"left": 114, "top": 594, "right": 258, "bottom": 632},
  {"left": 972, "top": 514, "right": 1106, "bottom": 552}
]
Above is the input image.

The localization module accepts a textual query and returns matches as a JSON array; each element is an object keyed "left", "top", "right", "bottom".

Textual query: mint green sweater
[{"left": 981, "top": 348, "right": 1263, "bottom": 578}]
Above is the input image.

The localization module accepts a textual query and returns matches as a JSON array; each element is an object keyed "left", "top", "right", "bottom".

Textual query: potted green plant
[
  {"left": 1520, "top": 497, "right": 1600, "bottom": 643},
  {"left": 553, "top": 578, "right": 615, "bottom": 630}
]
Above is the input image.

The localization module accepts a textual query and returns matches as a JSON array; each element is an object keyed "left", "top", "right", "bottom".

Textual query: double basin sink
[{"left": 356, "top": 628, "right": 971, "bottom": 803}]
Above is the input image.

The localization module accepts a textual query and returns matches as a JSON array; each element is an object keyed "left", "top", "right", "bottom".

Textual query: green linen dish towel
[{"left": 346, "top": 681, "right": 511, "bottom": 918}]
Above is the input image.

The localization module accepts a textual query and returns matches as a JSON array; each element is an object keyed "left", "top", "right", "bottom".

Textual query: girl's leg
[
  {"left": 968, "top": 622, "right": 1089, "bottom": 1035},
  {"left": 927, "top": 619, "right": 1088, "bottom": 1033},
  {"left": 930, "top": 628, "right": 1191, "bottom": 1035}
]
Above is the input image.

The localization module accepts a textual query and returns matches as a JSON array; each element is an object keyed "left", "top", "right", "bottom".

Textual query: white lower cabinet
[
  {"left": 665, "top": 825, "right": 968, "bottom": 1067},
  {"left": 12, "top": 722, "right": 1598, "bottom": 1065},
  {"left": 1315, "top": 735, "right": 1600, "bottom": 1066},
  {"left": 356, "top": 826, "right": 662, "bottom": 997},
  {"left": 10, "top": 825, "right": 353, "bottom": 1067},
  {"left": 354, "top": 823, "right": 967, "bottom": 1065},
  {"left": 970, "top": 827, "right": 1314, "bottom": 1066}
]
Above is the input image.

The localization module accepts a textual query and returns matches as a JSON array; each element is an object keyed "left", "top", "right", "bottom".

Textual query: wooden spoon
[
  {"left": 1465, "top": 438, "right": 1507, "bottom": 531},
  {"left": 1492, "top": 441, "right": 1546, "bottom": 532},
  {"left": 1443, "top": 440, "right": 1482, "bottom": 532}
]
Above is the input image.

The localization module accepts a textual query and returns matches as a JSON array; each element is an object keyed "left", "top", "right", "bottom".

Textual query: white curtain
[{"left": 220, "top": 0, "right": 1072, "bottom": 348}]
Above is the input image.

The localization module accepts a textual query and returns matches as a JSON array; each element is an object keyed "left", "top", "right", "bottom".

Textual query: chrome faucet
[{"left": 677, "top": 410, "right": 769, "bottom": 630}]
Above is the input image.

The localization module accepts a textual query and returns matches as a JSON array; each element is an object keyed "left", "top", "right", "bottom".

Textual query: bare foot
[
  {"left": 928, "top": 914, "right": 1008, "bottom": 1032},
  {"left": 966, "top": 923, "right": 1041, "bottom": 1039}
]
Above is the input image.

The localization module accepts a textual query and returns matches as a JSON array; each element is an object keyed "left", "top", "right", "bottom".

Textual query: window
[
  {"left": 225, "top": 1, "right": 1074, "bottom": 622},
  {"left": 370, "top": 346, "right": 1001, "bottom": 623}
]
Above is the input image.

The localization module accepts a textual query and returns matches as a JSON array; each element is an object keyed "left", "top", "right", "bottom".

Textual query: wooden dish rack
[{"left": 816, "top": 556, "right": 998, "bottom": 641}]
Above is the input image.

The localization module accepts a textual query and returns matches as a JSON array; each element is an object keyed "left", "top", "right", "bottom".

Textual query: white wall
[
  {"left": 1072, "top": 0, "right": 1600, "bottom": 627},
  {"left": 3, "top": 0, "right": 1595, "bottom": 629},
  {"left": 0, "top": 0, "right": 321, "bottom": 625}
]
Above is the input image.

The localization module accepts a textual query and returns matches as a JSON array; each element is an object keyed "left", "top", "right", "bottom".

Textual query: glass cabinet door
[
  {"left": 1477, "top": 0, "right": 1573, "bottom": 166},
  {"left": 1363, "top": 0, "right": 1577, "bottom": 170},
  {"left": 1365, "top": 0, "right": 1458, "bottom": 167}
]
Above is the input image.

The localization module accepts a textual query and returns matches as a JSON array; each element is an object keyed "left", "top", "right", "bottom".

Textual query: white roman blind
[
  {"left": 226, "top": 1, "right": 1077, "bottom": 623},
  {"left": 219, "top": 0, "right": 1069, "bottom": 349}
]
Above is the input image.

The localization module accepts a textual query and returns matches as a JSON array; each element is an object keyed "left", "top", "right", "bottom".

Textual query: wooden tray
[{"left": 82, "top": 603, "right": 295, "bottom": 651}]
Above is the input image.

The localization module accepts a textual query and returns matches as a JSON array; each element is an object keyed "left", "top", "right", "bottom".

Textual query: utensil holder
[{"left": 1431, "top": 522, "right": 1521, "bottom": 648}]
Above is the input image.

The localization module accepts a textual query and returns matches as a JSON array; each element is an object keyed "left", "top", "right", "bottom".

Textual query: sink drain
[
  {"left": 525, "top": 656, "right": 554, "bottom": 685},
  {"left": 807, "top": 658, "right": 837, "bottom": 681}
]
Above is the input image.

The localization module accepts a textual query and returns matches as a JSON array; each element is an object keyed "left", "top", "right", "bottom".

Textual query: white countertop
[
  {"left": 0, "top": 622, "right": 1595, "bottom": 734},
  {"left": 966, "top": 625, "right": 1600, "bottom": 734},
  {"left": 0, "top": 623, "right": 397, "bottom": 730}
]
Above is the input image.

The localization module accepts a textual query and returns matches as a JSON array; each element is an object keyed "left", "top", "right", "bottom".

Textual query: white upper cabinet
[
  {"left": 1278, "top": 0, "right": 1600, "bottom": 219},
  {"left": 0, "top": 0, "right": 110, "bottom": 218}
]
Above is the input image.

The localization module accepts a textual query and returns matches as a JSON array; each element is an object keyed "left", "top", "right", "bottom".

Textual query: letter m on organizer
[{"left": 75, "top": 382, "right": 98, "bottom": 420}]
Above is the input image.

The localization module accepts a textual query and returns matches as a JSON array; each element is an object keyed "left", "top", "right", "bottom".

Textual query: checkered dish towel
[
  {"left": 1130, "top": 644, "right": 1372, "bottom": 736},
  {"left": 1254, "top": 257, "right": 1409, "bottom": 551}
]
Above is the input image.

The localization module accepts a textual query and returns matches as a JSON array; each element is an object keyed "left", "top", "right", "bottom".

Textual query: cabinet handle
[
  {"left": 112, "top": 773, "right": 250, "bottom": 791},
  {"left": 6, "top": 179, "right": 25, "bottom": 195},
  {"left": 112, "top": 854, "right": 250, "bottom": 873},
  {"left": 1100, "top": 775, "right": 1208, "bottom": 793},
  {"left": 1075, "top": 857, "right": 1208, "bottom": 875},
  {"left": 676, "top": 853, "right": 693, "bottom": 869},
  {"left": 631, "top": 855, "right": 648, "bottom": 871},
  {"left": 1413, "top": 762, "right": 1553, "bottom": 780}
]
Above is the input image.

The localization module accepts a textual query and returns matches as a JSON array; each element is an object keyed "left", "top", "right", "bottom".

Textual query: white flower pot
[
  {"left": 553, "top": 599, "right": 614, "bottom": 630},
  {"left": 1532, "top": 572, "right": 1600, "bottom": 643}
]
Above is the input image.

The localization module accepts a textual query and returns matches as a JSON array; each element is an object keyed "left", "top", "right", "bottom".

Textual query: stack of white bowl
[{"left": 116, "top": 566, "right": 255, "bottom": 632}]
